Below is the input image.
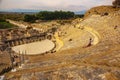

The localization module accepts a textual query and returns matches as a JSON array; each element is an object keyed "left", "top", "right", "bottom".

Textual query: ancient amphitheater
[{"left": 0, "top": 6, "right": 120, "bottom": 80}]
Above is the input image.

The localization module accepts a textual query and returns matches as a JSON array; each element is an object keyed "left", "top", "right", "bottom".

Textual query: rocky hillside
[
  {"left": 4, "top": 6, "right": 120, "bottom": 80},
  {"left": 84, "top": 6, "right": 120, "bottom": 18}
]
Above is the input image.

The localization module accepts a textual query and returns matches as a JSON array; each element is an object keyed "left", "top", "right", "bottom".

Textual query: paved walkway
[{"left": 12, "top": 39, "right": 55, "bottom": 55}]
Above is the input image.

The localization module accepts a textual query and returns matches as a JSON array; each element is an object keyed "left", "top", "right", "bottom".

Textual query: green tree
[
  {"left": 36, "top": 11, "right": 75, "bottom": 20},
  {"left": 24, "top": 15, "right": 36, "bottom": 22}
]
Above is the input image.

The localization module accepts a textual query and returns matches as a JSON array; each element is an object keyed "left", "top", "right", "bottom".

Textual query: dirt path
[{"left": 6, "top": 19, "right": 40, "bottom": 31}]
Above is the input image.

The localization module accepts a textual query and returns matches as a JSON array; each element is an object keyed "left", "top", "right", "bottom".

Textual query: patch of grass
[{"left": 0, "top": 21, "right": 16, "bottom": 29}]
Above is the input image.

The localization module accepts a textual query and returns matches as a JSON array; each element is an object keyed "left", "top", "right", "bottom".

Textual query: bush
[
  {"left": 36, "top": 11, "right": 75, "bottom": 20},
  {"left": 23, "top": 11, "right": 75, "bottom": 22},
  {"left": 0, "top": 13, "right": 24, "bottom": 21},
  {"left": 75, "top": 14, "right": 84, "bottom": 18},
  {"left": 0, "top": 21, "right": 16, "bottom": 29},
  {"left": 112, "top": 0, "right": 120, "bottom": 8},
  {"left": 24, "top": 15, "right": 37, "bottom": 23},
  {"left": 0, "top": 18, "right": 6, "bottom": 22}
]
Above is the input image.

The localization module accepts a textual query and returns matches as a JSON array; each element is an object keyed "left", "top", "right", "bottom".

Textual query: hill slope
[
  {"left": 5, "top": 7, "right": 120, "bottom": 80},
  {"left": 84, "top": 6, "right": 120, "bottom": 18}
]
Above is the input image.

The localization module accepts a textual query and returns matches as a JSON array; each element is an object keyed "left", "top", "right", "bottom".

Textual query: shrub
[
  {"left": 24, "top": 15, "right": 37, "bottom": 23},
  {"left": 36, "top": 11, "right": 75, "bottom": 20},
  {"left": 0, "top": 21, "right": 16, "bottom": 29},
  {"left": 24, "top": 11, "right": 75, "bottom": 22},
  {"left": 112, "top": 0, "right": 120, "bottom": 8}
]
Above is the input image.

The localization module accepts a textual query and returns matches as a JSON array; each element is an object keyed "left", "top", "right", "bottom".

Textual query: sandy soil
[{"left": 12, "top": 39, "right": 55, "bottom": 55}]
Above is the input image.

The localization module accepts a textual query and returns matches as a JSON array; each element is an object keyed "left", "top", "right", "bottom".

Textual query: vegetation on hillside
[
  {"left": 23, "top": 11, "right": 84, "bottom": 23},
  {"left": 36, "top": 11, "right": 74, "bottom": 20},
  {"left": 24, "top": 14, "right": 37, "bottom": 23},
  {"left": 24, "top": 11, "right": 75, "bottom": 22},
  {"left": 0, "top": 11, "right": 84, "bottom": 23},
  {"left": 0, "top": 13, "right": 25, "bottom": 21},
  {"left": 75, "top": 14, "right": 84, "bottom": 18},
  {"left": 0, "top": 19, "right": 17, "bottom": 29}
]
